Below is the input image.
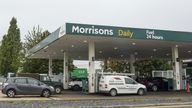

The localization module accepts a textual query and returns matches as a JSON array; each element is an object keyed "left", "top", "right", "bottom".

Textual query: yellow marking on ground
[{"left": 136, "top": 104, "right": 192, "bottom": 108}]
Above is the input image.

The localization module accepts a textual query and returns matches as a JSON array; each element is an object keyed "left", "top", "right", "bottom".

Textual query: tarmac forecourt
[{"left": 0, "top": 91, "right": 191, "bottom": 101}]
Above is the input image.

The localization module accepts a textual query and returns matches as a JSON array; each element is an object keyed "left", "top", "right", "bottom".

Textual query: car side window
[
  {"left": 28, "top": 78, "right": 40, "bottom": 86},
  {"left": 14, "top": 78, "right": 27, "bottom": 84},
  {"left": 40, "top": 76, "right": 51, "bottom": 81},
  {"left": 125, "top": 78, "right": 135, "bottom": 84}
]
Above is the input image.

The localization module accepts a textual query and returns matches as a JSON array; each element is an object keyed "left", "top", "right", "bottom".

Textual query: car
[
  {"left": 137, "top": 77, "right": 169, "bottom": 91},
  {"left": 1, "top": 77, "right": 55, "bottom": 98},
  {"left": 99, "top": 75, "right": 147, "bottom": 96},
  {"left": 15, "top": 73, "right": 63, "bottom": 94},
  {"left": 39, "top": 74, "right": 63, "bottom": 94},
  {"left": 0, "top": 77, "right": 6, "bottom": 90},
  {"left": 68, "top": 79, "right": 82, "bottom": 91},
  {"left": 148, "top": 77, "right": 169, "bottom": 91}
]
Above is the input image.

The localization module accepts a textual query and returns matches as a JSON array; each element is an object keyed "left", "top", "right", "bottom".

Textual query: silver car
[
  {"left": 0, "top": 77, "right": 6, "bottom": 90},
  {"left": 1, "top": 77, "right": 55, "bottom": 98}
]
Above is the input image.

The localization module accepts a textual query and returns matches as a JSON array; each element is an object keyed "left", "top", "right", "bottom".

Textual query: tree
[
  {"left": 134, "top": 59, "right": 172, "bottom": 77},
  {"left": 24, "top": 26, "right": 50, "bottom": 50},
  {"left": 105, "top": 60, "right": 130, "bottom": 73},
  {"left": 0, "top": 17, "right": 22, "bottom": 76},
  {"left": 0, "top": 35, "right": 8, "bottom": 75},
  {"left": 22, "top": 26, "right": 50, "bottom": 73},
  {"left": 103, "top": 59, "right": 171, "bottom": 76},
  {"left": 22, "top": 26, "right": 75, "bottom": 74}
]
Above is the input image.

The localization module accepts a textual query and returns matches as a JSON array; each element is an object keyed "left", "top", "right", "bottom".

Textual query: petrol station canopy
[{"left": 29, "top": 23, "right": 192, "bottom": 60}]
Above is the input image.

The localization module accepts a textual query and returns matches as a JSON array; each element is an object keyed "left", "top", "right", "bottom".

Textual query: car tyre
[
  {"left": 55, "top": 86, "right": 62, "bottom": 94},
  {"left": 152, "top": 85, "right": 158, "bottom": 92},
  {"left": 42, "top": 89, "right": 51, "bottom": 98},
  {"left": 6, "top": 89, "right": 16, "bottom": 98},
  {"left": 73, "top": 85, "right": 80, "bottom": 91},
  {"left": 110, "top": 89, "right": 117, "bottom": 96},
  {"left": 138, "top": 88, "right": 145, "bottom": 96}
]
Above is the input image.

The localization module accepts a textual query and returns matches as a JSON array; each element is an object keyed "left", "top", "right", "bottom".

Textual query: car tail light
[
  {"left": 2, "top": 83, "right": 8, "bottom": 88},
  {"left": 99, "top": 84, "right": 102, "bottom": 87},
  {"left": 105, "top": 84, "right": 108, "bottom": 88}
]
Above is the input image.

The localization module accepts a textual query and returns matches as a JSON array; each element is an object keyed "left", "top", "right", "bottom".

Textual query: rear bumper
[
  {"left": 50, "top": 89, "right": 55, "bottom": 95},
  {"left": 48, "top": 87, "right": 55, "bottom": 95},
  {"left": 99, "top": 89, "right": 109, "bottom": 93}
]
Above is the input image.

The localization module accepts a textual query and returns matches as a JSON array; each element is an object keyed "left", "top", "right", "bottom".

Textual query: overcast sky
[{"left": 0, "top": 0, "right": 192, "bottom": 42}]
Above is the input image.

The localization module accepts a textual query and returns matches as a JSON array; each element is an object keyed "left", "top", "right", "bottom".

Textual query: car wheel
[
  {"left": 55, "top": 86, "right": 62, "bottom": 94},
  {"left": 42, "top": 89, "right": 50, "bottom": 98},
  {"left": 138, "top": 88, "right": 145, "bottom": 96},
  {"left": 110, "top": 89, "right": 117, "bottom": 96},
  {"left": 152, "top": 85, "right": 158, "bottom": 92},
  {"left": 73, "top": 85, "right": 80, "bottom": 91},
  {"left": 6, "top": 89, "right": 15, "bottom": 98}
]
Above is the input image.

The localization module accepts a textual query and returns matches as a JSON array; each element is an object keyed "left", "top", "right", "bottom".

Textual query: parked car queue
[{"left": 1, "top": 75, "right": 172, "bottom": 98}]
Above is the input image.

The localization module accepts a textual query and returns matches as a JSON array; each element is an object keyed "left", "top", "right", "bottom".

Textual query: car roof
[{"left": 102, "top": 75, "right": 129, "bottom": 78}]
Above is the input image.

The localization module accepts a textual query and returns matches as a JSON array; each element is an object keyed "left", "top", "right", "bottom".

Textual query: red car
[{"left": 136, "top": 77, "right": 169, "bottom": 91}]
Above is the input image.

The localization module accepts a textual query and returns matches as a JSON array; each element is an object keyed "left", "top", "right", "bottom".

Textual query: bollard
[{"left": 187, "top": 82, "right": 190, "bottom": 93}]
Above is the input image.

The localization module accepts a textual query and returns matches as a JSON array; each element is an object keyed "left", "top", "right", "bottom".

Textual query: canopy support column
[
  {"left": 88, "top": 41, "right": 95, "bottom": 93},
  {"left": 172, "top": 45, "right": 181, "bottom": 90},
  {"left": 63, "top": 52, "right": 69, "bottom": 89},
  {"left": 130, "top": 54, "right": 135, "bottom": 75},
  {"left": 48, "top": 57, "right": 53, "bottom": 76}
]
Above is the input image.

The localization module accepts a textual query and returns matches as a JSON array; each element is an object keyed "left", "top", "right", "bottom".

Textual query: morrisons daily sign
[
  {"left": 66, "top": 23, "right": 135, "bottom": 39},
  {"left": 29, "top": 23, "right": 192, "bottom": 54},
  {"left": 65, "top": 23, "right": 192, "bottom": 42}
]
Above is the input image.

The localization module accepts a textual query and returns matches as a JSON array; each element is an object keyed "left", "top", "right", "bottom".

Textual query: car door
[
  {"left": 14, "top": 78, "right": 29, "bottom": 95},
  {"left": 27, "top": 78, "right": 44, "bottom": 95},
  {"left": 152, "top": 78, "right": 161, "bottom": 89},
  {"left": 124, "top": 78, "right": 138, "bottom": 94}
]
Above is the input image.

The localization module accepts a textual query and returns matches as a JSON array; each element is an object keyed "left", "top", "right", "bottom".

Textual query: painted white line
[{"left": 95, "top": 102, "right": 192, "bottom": 108}]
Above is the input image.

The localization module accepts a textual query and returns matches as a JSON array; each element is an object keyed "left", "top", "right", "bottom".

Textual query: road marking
[{"left": 136, "top": 104, "right": 192, "bottom": 108}]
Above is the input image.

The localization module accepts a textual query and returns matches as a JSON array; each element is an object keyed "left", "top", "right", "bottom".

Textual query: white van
[{"left": 99, "top": 75, "right": 146, "bottom": 96}]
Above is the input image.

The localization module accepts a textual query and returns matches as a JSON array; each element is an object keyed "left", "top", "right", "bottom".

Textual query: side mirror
[
  {"left": 38, "top": 82, "right": 41, "bottom": 86},
  {"left": 38, "top": 82, "right": 43, "bottom": 86}
]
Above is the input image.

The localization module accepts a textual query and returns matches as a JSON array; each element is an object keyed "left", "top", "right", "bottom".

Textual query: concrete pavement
[{"left": 135, "top": 104, "right": 192, "bottom": 108}]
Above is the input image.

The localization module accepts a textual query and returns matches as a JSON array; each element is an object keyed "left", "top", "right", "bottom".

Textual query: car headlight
[
  {"left": 68, "top": 82, "right": 74, "bottom": 86},
  {"left": 68, "top": 83, "right": 73, "bottom": 86},
  {"left": 49, "top": 86, "right": 54, "bottom": 90}
]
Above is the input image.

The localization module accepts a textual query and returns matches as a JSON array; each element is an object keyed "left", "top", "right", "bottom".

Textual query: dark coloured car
[
  {"left": 16, "top": 73, "right": 63, "bottom": 94},
  {"left": 1, "top": 77, "right": 55, "bottom": 98},
  {"left": 39, "top": 74, "right": 63, "bottom": 94},
  {"left": 137, "top": 77, "right": 169, "bottom": 91}
]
